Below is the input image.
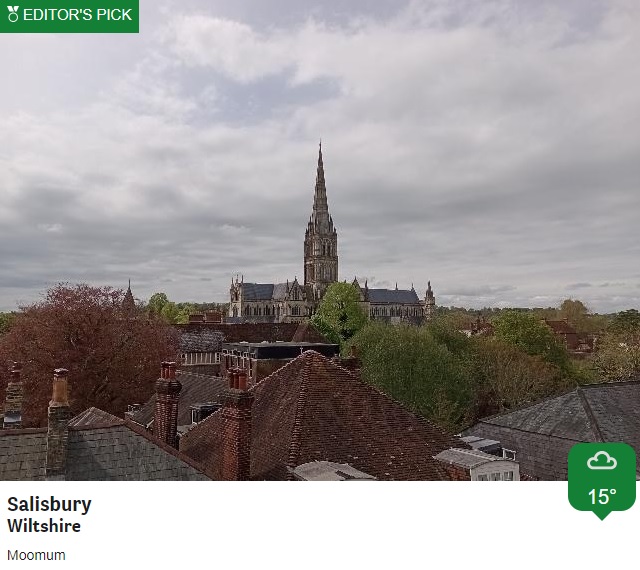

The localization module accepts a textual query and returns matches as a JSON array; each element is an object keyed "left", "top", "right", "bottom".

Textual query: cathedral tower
[{"left": 304, "top": 143, "right": 338, "bottom": 301}]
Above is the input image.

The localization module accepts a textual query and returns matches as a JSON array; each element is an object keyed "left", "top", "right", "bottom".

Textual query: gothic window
[{"left": 233, "top": 307, "right": 238, "bottom": 317}]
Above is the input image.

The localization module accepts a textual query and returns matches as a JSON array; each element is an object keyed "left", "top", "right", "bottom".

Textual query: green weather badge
[{"left": 568, "top": 443, "right": 636, "bottom": 520}]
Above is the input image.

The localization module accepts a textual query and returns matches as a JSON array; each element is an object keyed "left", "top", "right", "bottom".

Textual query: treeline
[
  {"left": 345, "top": 315, "right": 574, "bottom": 433},
  {"left": 143, "top": 293, "right": 228, "bottom": 324},
  {"left": 436, "top": 298, "right": 611, "bottom": 334},
  {"left": 346, "top": 307, "right": 640, "bottom": 433}
]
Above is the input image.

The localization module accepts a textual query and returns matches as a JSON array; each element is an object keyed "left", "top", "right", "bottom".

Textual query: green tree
[
  {"left": 469, "top": 337, "right": 567, "bottom": 418},
  {"left": 160, "top": 301, "right": 181, "bottom": 324},
  {"left": 492, "top": 310, "right": 570, "bottom": 372},
  {"left": 312, "top": 282, "right": 367, "bottom": 345},
  {"left": 0, "top": 312, "right": 15, "bottom": 335},
  {"left": 558, "top": 299, "right": 589, "bottom": 331},
  {"left": 593, "top": 309, "right": 640, "bottom": 380},
  {"left": 609, "top": 309, "right": 640, "bottom": 335},
  {"left": 146, "top": 294, "right": 197, "bottom": 325},
  {"left": 147, "top": 292, "right": 169, "bottom": 316},
  {"left": 346, "top": 322, "right": 471, "bottom": 431}
]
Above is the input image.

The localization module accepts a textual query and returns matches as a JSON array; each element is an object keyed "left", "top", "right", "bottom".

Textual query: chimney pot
[
  {"left": 46, "top": 369, "right": 72, "bottom": 480},
  {"left": 221, "top": 378, "right": 254, "bottom": 480},
  {"left": 50, "top": 369, "right": 69, "bottom": 407},
  {"left": 154, "top": 363, "right": 182, "bottom": 448},
  {"left": 238, "top": 370, "right": 248, "bottom": 391},
  {"left": 4, "top": 362, "right": 24, "bottom": 430},
  {"left": 10, "top": 362, "right": 22, "bottom": 381}
]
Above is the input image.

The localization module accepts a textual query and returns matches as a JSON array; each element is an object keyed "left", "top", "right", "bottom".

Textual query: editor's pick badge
[{"left": 568, "top": 443, "right": 636, "bottom": 520}]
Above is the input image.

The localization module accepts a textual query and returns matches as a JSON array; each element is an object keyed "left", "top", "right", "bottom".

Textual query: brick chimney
[
  {"left": 221, "top": 368, "right": 253, "bottom": 480},
  {"left": 3, "top": 362, "right": 24, "bottom": 429},
  {"left": 154, "top": 362, "right": 182, "bottom": 448},
  {"left": 46, "top": 369, "right": 72, "bottom": 480}
]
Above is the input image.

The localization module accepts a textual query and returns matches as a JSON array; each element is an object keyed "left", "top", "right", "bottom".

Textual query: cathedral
[{"left": 229, "top": 145, "right": 436, "bottom": 324}]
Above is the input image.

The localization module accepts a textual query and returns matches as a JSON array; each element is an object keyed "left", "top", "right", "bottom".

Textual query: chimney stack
[
  {"left": 3, "top": 362, "right": 24, "bottom": 429},
  {"left": 46, "top": 369, "right": 72, "bottom": 480},
  {"left": 221, "top": 368, "right": 254, "bottom": 480},
  {"left": 154, "top": 362, "right": 182, "bottom": 448}
]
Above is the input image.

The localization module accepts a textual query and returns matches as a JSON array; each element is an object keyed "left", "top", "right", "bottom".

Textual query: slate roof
[
  {"left": 0, "top": 429, "right": 47, "bottom": 481},
  {"left": 463, "top": 380, "right": 640, "bottom": 480},
  {"left": 0, "top": 411, "right": 210, "bottom": 481},
  {"left": 241, "top": 283, "right": 276, "bottom": 300},
  {"left": 368, "top": 288, "right": 420, "bottom": 304},
  {"left": 238, "top": 281, "right": 305, "bottom": 301},
  {"left": 180, "top": 351, "right": 467, "bottom": 481},
  {"left": 179, "top": 329, "right": 224, "bottom": 353},
  {"left": 130, "top": 371, "right": 228, "bottom": 428}
]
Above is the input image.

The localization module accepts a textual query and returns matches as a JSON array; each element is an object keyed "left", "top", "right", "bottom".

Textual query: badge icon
[
  {"left": 7, "top": 6, "right": 19, "bottom": 23},
  {"left": 568, "top": 443, "right": 636, "bottom": 520}
]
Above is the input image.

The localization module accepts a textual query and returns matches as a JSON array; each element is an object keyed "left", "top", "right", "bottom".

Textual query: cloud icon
[{"left": 587, "top": 451, "right": 617, "bottom": 470}]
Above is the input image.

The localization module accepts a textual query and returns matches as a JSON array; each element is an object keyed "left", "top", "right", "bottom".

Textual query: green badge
[{"left": 568, "top": 443, "right": 636, "bottom": 520}]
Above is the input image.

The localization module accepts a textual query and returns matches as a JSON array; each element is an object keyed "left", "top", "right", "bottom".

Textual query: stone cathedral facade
[{"left": 229, "top": 145, "right": 436, "bottom": 324}]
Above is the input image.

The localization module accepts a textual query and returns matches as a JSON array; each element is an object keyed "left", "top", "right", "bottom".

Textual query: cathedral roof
[
  {"left": 239, "top": 281, "right": 302, "bottom": 301},
  {"left": 367, "top": 288, "right": 421, "bottom": 305}
]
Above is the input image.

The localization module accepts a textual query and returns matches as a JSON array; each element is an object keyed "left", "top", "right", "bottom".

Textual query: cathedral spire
[
  {"left": 304, "top": 142, "right": 338, "bottom": 299},
  {"left": 313, "top": 141, "right": 328, "bottom": 213}
]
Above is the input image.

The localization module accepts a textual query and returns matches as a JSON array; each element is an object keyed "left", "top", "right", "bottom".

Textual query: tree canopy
[
  {"left": 0, "top": 283, "right": 178, "bottom": 427},
  {"left": 593, "top": 309, "right": 640, "bottom": 381},
  {"left": 492, "top": 310, "right": 570, "bottom": 372},
  {"left": 311, "top": 282, "right": 367, "bottom": 345},
  {"left": 345, "top": 320, "right": 571, "bottom": 432}
]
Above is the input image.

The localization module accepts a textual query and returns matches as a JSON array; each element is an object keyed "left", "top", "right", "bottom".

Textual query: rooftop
[
  {"left": 463, "top": 380, "right": 640, "bottom": 480},
  {"left": 0, "top": 409, "right": 210, "bottom": 481},
  {"left": 180, "top": 350, "right": 468, "bottom": 481}
]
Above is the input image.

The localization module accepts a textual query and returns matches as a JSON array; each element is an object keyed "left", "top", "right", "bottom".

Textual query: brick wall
[{"left": 221, "top": 370, "right": 254, "bottom": 481}]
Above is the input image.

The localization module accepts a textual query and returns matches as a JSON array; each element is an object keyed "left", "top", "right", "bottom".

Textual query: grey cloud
[{"left": 1, "top": 0, "right": 638, "bottom": 313}]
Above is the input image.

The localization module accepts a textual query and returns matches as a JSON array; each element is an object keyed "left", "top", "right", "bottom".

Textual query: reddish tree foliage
[{"left": 0, "top": 283, "right": 178, "bottom": 428}]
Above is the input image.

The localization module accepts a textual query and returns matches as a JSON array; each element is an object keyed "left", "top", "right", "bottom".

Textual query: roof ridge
[
  {"left": 470, "top": 378, "right": 640, "bottom": 428},
  {"left": 465, "top": 384, "right": 580, "bottom": 426},
  {"left": 68, "top": 407, "right": 124, "bottom": 429},
  {"left": 474, "top": 419, "right": 591, "bottom": 442},
  {"left": 124, "top": 419, "right": 211, "bottom": 477},
  {"left": 576, "top": 387, "right": 605, "bottom": 442},
  {"left": 285, "top": 356, "right": 314, "bottom": 478}
]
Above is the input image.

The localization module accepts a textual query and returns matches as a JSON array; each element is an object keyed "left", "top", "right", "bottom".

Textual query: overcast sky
[{"left": 1, "top": 0, "right": 639, "bottom": 313}]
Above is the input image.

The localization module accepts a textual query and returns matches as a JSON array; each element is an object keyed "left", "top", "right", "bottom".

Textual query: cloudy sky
[{"left": 1, "top": 0, "right": 639, "bottom": 313}]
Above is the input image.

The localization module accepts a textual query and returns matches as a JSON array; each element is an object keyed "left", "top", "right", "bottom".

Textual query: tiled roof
[
  {"left": 131, "top": 371, "right": 228, "bottom": 427},
  {"left": 179, "top": 329, "right": 224, "bottom": 352},
  {"left": 69, "top": 407, "right": 123, "bottom": 429},
  {"left": 180, "top": 351, "right": 466, "bottom": 480},
  {"left": 0, "top": 429, "right": 47, "bottom": 481},
  {"left": 0, "top": 414, "right": 210, "bottom": 481},
  {"left": 463, "top": 380, "right": 640, "bottom": 480},
  {"left": 544, "top": 319, "right": 576, "bottom": 335},
  {"left": 64, "top": 424, "right": 208, "bottom": 481},
  {"left": 368, "top": 288, "right": 420, "bottom": 304}
]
